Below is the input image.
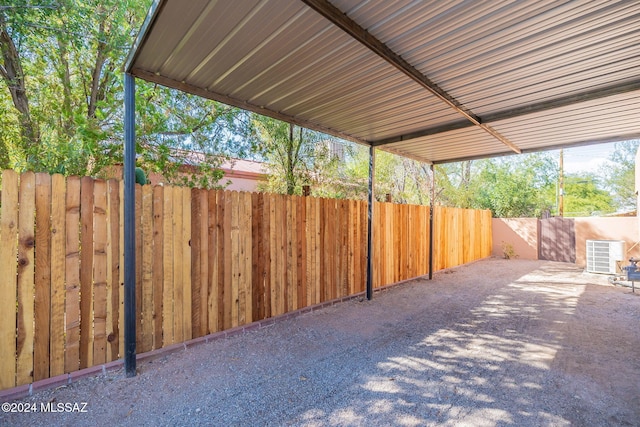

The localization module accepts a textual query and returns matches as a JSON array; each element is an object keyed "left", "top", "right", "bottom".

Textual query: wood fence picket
[{"left": 0, "top": 172, "right": 491, "bottom": 391}]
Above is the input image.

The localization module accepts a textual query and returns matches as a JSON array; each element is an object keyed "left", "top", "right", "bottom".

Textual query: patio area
[{"left": 2, "top": 257, "right": 639, "bottom": 426}]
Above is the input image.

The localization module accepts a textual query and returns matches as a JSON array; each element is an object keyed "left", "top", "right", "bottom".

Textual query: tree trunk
[
  {"left": 0, "top": 13, "right": 39, "bottom": 148},
  {"left": 88, "top": 18, "right": 108, "bottom": 119},
  {"left": 286, "top": 123, "right": 295, "bottom": 195},
  {"left": 56, "top": 36, "right": 74, "bottom": 138}
]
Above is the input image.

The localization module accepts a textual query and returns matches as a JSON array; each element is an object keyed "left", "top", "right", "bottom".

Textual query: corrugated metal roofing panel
[
  {"left": 351, "top": 0, "right": 640, "bottom": 111},
  {"left": 493, "top": 91, "right": 640, "bottom": 150},
  {"left": 381, "top": 126, "right": 510, "bottom": 163},
  {"left": 127, "top": 0, "right": 640, "bottom": 165}
]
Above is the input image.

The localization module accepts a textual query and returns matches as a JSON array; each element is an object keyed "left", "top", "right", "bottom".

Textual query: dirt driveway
[{"left": 2, "top": 258, "right": 639, "bottom": 426}]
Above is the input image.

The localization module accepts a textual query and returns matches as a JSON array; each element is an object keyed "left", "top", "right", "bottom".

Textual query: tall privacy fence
[{"left": 0, "top": 170, "right": 492, "bottom": 391}]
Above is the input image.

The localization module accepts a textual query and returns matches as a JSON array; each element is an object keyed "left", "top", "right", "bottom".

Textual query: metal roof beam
[
  {"left": 374, "top": 81, "right": 640, "bottom": 147},
  {"left": 300, "top": 0, "right": 521, "bottom": 155},
  {"left": 483, "top": 80, "right": 640, "bottom": 123},
  {"left": 372, "top": 121, "right": 472, "bottom": 146},
  {"left": 432, "top": 132, "right": 640, "bottom": 165},
  {"left": 130, "top": 68, "right": 371, "bottom": 147}
]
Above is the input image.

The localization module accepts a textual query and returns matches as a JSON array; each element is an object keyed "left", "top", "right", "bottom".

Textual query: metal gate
[{"left": 538, "top": 217, "right": 576, "bottom": 263}]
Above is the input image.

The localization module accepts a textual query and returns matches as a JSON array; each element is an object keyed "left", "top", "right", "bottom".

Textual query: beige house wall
[
  {"left": 494, "top": 145, "right": 640, "bottom": 266},
  {"left": 102, "top": 162, "right": 267, "bottom": 192},
  {"left": 574, "top": 217, "right": 639, "bottom": 266},
  {"left": 491, "top": 218, "right": 539, "bottom": 260},
  {"left": 492, "top": 217, "right": 640, "bottom": 266}
]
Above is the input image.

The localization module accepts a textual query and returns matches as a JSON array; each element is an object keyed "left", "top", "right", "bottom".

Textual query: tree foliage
[
  {"left": 1, "top": 2, "right": 637, "bottom": 207},
  {"left": 600, "top": 140, "right": 639, "bottom": 212},
  {"left": 134, "top": 83, "right": 253, "bottom": 188},
  {"left": 473, "top": 154, "right": 557, "bottom": 217},
  {"left": 1, "top": 0, "right": 148, "bottom": 174},
  {"left": 252, "top": 115, "right": 342, "bottom": 195},
  {"left": 0, "top": 0, "right": 249, "bottom": 188},
  {"left": 563, "top": 174, "right": 614, "bottom": 216},
  {"left": 338, "top": 148, "right": 435, "bottom": 204}
]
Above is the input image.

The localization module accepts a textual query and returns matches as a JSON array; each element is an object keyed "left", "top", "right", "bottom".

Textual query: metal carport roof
[
  {"left": 119, "top": 0, "right": 640, "bottom": 376},
  {"left": 125, "top": 0, "right": 640, "bottom": 164}
]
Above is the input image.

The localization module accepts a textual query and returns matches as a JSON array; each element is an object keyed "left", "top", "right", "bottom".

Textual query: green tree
[
  {"left": 599, "top": 140, "right": 639, "bottom": 212},
  {"left": 134, "top": 83, "right": 253, "bottom": 188},
  {"left": 252, "top": 115, "right": 339, "bottom": 195},
  {"left": 1, "top": 0, "right": 151, "bottom": 174},
  {"left": 434, "top": 161, "right": 479, "bottom": 208},
  {"left": 1, "top": 1, "right": 248, "bottom": 187},
  {"left": 339, "top": 148, "right": 435, "bottom": 204},
  {"left": 563, "top": 174, "right": 615, "bottom": 216},
  {"left": 471, "top": 154, "right": 556, "bottom": 217},
  {"left": 429, "top": 153, "right": 557, "bottom": 217}
]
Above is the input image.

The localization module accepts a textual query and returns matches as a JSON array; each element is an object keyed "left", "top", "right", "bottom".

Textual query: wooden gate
[{"left": 538, "top": 217, "right": 576, "bottom": 263}]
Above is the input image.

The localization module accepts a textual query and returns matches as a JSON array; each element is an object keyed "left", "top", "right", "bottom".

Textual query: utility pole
[{"left": 559, "top": 148, "right": 564, "bottom": 217}]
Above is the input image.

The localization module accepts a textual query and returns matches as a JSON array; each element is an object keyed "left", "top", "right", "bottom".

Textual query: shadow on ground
[
  {"left": 285, "top": 262, "right": 640, "bottom": 426},
  {"left": 2, "top": 259, "right": 639, "bottom": 426}
]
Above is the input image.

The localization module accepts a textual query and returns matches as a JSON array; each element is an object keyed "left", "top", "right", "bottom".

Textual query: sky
[{"left": 553, "top": 142, "right": 617, "bottom": 175}]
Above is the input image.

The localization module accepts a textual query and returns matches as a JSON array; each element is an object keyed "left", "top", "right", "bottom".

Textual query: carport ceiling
[{"left": 125, "top": 0, "right": 640, "bottom": 164}]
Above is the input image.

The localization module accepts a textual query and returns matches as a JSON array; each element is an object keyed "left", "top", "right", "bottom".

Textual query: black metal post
[
  {"left": 123, "top": 73, "right": 137, "bottom": 377},
  {"left": 366, "top": 145, "right": 375, "bottom": 300},
  {"left": 428, "top": 163, "right": 434, "bottom": 280}
]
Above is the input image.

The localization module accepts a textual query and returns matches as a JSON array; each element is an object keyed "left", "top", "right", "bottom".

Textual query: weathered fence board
[
  {"left": 0, "top": 170, "right": 18, "bottom": 389},
  {"left": 64, "top": 176, "right": 80, "bottom": 374},
  {"left": 34, "top": 173, "right": 51, "bottom": 382},
  {"left": 140, "top": 184, "right": 153, "bottom": 353},
  {"left": 93, "top": 180, "right": 108, "bottom": 364},
  {"left": 162, "top": 186, "right": 174, "bottom": 346},
  {"left": 50, "top": 174, "right": 66, "bottom": 378},
  {"left": 107, "top": 179, "right": 121, "bottom": 360},
  {"left": 17, "top": 172, "right": 35, "bottom": 385},
  {"left": 79, "top": 177, "right": 94, "bottom": 369},
  {"left": 0, "top": 172, "right": 491, "bottom": 391}
]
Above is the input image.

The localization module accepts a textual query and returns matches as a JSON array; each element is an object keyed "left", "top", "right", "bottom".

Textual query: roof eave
[{"left": 124, "top": 0, "right": 164, "bottom": 73}]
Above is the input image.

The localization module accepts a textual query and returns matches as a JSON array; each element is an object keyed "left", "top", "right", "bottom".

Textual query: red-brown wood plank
[
  {"left": 0, "top": 170, "right": 18, "bottom": 388},
  {"left": 64, "top": 176, "right": 80, "bottom": 374},
  {"left": 286, "top": 196, "right": 295, "bottom": 312},
  {"left": 207, "top": 189, "right": 219, "bottom": 333},
  {"left": 93, "top": 180, "right": 108, "bottom": 364},
  {"left": 216, "top": 190, "right": 226, "bottom": 331},
  {"left": 140, "top": 184, "right": 153, "bottom": 353},
  {"left": 171, "top": 186, "right": 184, "bottom": 343},
  {"left": 190, "top": 188, "right": 202, "bottom": 337},
  {"left": 222, "top": 190, "right": 232, "bottom": 329},
  {"left": 262, "top": 193, "right": 272, "bottom": 319},
  {"left": 147, "top": 183, "right": 162, "bottom": 350},
  {"left": 304, "top": 197, "right": 314, "bottom": 307},
  {"left": 79, "top": 177, "right": 94, "bottom": 368},
  {"left": 340, "top": 199, "right": 349, "bottom": 297},
  {"left": 181, "top": 188, "right": 192, "bottom": 341},
  {"left": 241, "top": 192, "right": 252, "bottom": 325},
  {"left": 162, "top": 185, "right": 174, "bottom": 345},
  {"left": 16, "top": 172, "right": 36, "bottom": 385},
  {"left": 107, "top": 180, "right": 121, "bottom": 360},
  {"left": 197, "top": 188, "right": 209, "bottom": 337},
  {"left": 251, "top": 192, "right": 263, "bottom": 322},
  {"left": 134, "top": 185, "right": 143, "bottom": 349},
  {"left": 297, "top": 195, "right": 306, "bottom": 309},
  {"left": 34, "top": 173, "right": 52, "bottom": 381},
  {"left": 49, "top": 174, "right": 66, "bottom": 377},
  {"left": 231, "top": 192, "right": 240, "bottom": 326}
]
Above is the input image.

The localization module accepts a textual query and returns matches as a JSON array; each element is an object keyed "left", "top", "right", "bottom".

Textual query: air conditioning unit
[{"left": 586, "top": 240, "right": 625, "bottom": 274}]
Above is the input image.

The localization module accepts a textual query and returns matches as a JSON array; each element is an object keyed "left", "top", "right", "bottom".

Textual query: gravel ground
[{"left": 2, "top": 258, "right": 640, "bottom": 426}]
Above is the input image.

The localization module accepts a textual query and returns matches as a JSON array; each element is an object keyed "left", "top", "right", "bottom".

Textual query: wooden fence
[{"left": 0, "top": 171, "right": 491, "bottom": 391}]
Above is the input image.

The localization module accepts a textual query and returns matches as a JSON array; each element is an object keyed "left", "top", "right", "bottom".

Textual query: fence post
[{"left": 124, "top": 73, "right": 137, "bottom": 377}]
